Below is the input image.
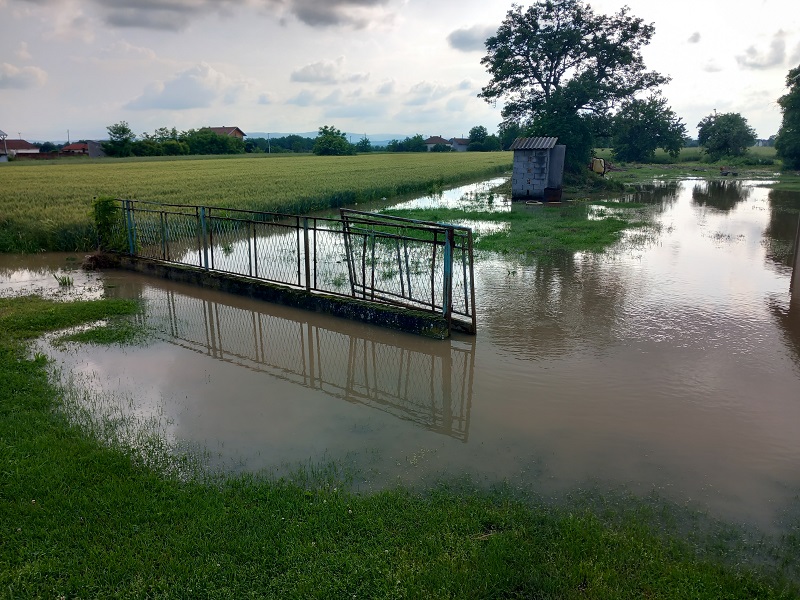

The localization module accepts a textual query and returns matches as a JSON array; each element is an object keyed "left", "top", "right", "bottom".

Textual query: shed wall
[{"left": 512, "top": 149, "right": 549, "bottom": 198}]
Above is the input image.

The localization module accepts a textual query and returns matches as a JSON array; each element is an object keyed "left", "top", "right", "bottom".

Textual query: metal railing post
[
  {"left": 442, "top": 227, "right": 454, "bottom": 325},
  {"left": 199, "top": 206, "right": 209, "bottom": 270},
  {"left": 303, "top": 217, "right": 311, "bottom": 291},
  {"left": 124, "top": 200, "right": 135, "bottom": 256}
]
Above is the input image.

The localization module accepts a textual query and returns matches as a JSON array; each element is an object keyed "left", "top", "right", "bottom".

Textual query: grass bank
[
  {"left": 2, "top": 296, "right": 798, "bottom": 597},
  {"left": 0, "top": 152, "right": 511, "bottom": 253}
]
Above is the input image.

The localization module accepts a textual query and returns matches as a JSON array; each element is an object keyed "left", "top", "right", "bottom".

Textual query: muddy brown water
[{"left": 2, "top": 177, "right": 800, "bottom": 532}]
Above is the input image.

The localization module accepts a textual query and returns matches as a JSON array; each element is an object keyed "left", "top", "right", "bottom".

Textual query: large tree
[
  {"left": 313, "top": 125, "right": 355, "bottom": 156},
  {"left": 697, "top": 112, "right": 756, "bottom": 160},
  {"left": 479, "top": 0, "right": 667, "bottom": 171},
  {"left": 102, "top": 121, "right": 136, "bottom": 158},
  {"left": 612, "top": 94, "right": 686, "bottom": 163},
  {"left": 775, "top": 65, "right": 800, "bottom": 170}
]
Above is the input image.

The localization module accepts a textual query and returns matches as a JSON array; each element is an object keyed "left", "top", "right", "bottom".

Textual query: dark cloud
[
  {"left": 290, "top": 57, "right": 368, "bottom": 84},
  {"left": 736, "top": 30, "right": 786, "bottom": 70},
  {"left": 0, "top": 62, "right": 47, "bottom": 89},
  {"left": 287, "top": 0, "right": 393, "bottom": 28},
  {"left": 447, "top": 24, "right": 497, "bottom": 52},
  {"left": 95, "top": 0, "right": 234, "bottom": 31},
  {"left": 125, "top": 64, "right": 231, "bottom": 110},
  {"left": 688, "top": 32, "right": 700, "bottom": 44},
  {"left": 19, "top": 0, "right": 395, "bottom": 31}
]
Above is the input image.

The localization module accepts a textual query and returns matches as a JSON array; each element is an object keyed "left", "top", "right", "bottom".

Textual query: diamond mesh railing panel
[{"left": 116, "top": 199, "right": 476, "bottom": 334}]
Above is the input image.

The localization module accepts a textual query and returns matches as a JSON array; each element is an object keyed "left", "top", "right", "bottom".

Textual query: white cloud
[
  {"left": 125, "top": 63, "right": 235, "bottom": 110},
  {"left": 688, "top": 32, "right": 701, "bottom": 44},
  {"left": 736, "top": 30, "right": 787, "bottom": 70},
  {"left": 376, "top": 80, "right": 395, "bottom": 95},
  {"left": 0, "top": 62, "right": 47, "bottom": 89},
  {"left": 15, "top": 42, "right": 33, "bottom": 60},
  {"left": 258, "top": 93, "right": 273, "bottom": 105},
  {"left": 286, "top": 90, "right": 317, "bottom": 107},
  {"left": 290, "top": 56, "right": 368, "bottom": 85}
]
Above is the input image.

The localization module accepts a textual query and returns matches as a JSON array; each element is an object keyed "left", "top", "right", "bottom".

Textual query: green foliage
[
  {"left": 92, "top": 196, "right": 127, "bottom": 252},
  {"left": 481, "top": 0, "right": 667, "bottom": 170},
  {"left": 247, "top": 134, "right": 315, "bottom": 154},
  {"left": 468, "top": 126, "right": 488, "bottom": 144},
  {"left": 102, "top": 121, "right": 136, "bottom": 158},
  {"left": 612, "top": 94, "right": 687, "bottom": 162},
  {"left": 697, "top": 112, "right": 757, "bottom": 160},
  {"left": 775, "top": 65, "right": 800, "bottom": 170},
  {"left": 354, "top": 135, "right": 372, "bottom": 153},
  {"left": 430, "top": 143, "right": 451, "bottom": 152},
  {"left": 313, "top": 125, "right": 355, "bottom": 156},
  {"left": 386, "top": 134, "right": 427, "bottom": 152},
  {"left": 181, "top": 128, "right": 245, "bottom": 155}
]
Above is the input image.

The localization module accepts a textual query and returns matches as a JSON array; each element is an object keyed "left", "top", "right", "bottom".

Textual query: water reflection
[
  {"left": 764, "top": 189, "right": 800, "bottom": 269},
  {"left": 692, "top": 180, "right": 751, "bottom": 212},
  {"left": 113, "top": 279, "right": 475, "bottom": 442},
  {"left": 770, "top": 216, "right": 800, "bottom": 366},
  {"left": 476, "top": 252, "right": 625, "bottom": 359}
]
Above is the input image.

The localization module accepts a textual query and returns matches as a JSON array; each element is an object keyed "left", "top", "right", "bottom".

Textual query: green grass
[
  {"left": 0, "top": 152, "right": 511, "bottom": 253},
  {"left": 382, "top": 200, "right": 651, "bottom": 254},
  {"left": 1, "top": 296, "right": 798, "bottom": 597}
]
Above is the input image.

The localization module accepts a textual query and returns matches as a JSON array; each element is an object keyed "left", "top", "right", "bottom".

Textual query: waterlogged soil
[{"left": 4, "top": 177, "right": 800, "bottom": 534}]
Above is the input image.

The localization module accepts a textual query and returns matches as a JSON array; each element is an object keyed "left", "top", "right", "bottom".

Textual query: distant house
[
  {"left": 207, "top": 126, "right": 246, "bottom": 139},
  {"left": 424, "top": 136, "right": 452, "bottom": 151},
  {"left": 61, "top": 142, "right": 89, "bottom": 155},
  {"left": 450, "top": 138, "right": 470, "bottom": 152},
  {"left": 0, "top": 138, "right": 40, "bottom": 158},
  {"left": 88, "top": 140, "right": 106, "bottom": 158}
]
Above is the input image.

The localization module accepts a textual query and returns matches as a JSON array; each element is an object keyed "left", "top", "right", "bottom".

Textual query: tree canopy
[
  {"left": 312, "top": 125, "right": 355, "bottom": 156},
  {"left": 697, "top": 112, "right": 756, "bottom": 160},
  {"left": 102, "top": 121, "right": 136, "bottom": 157},
  {"left": 775, "top": 65, "right": 800, "bottom": 170},
  {"left": 479, "top": 0, "right": 667, "bottom": 171},
  {"left": 612, "top": 94, "right": 686, "bottom": 163}
]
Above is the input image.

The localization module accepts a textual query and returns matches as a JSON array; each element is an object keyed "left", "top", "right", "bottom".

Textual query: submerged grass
[
  {"left": 2, "top": 296, "right": 798, "bottom": 597},
  {"left": 383, "top": 201, "right": 650, "bottom": 255}
]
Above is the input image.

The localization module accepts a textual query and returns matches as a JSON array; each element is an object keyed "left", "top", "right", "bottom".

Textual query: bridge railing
[{"left": 113, "top": 200, "right": 476, "bottom": 333}]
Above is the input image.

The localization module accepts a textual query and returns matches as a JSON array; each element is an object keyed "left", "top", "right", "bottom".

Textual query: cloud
[
  {"left": 0, "top": 62, "right": 47, "bottom": 89},
  {"left": 405, "top": 80, "right": 466, "bottom": 106},
  {"left": 290, "top": 57, "right": 368, "bottom": 84},
  {"left": 790, "top": 41, "right": 800, "bottom": 65},
  {"left": 258, "top": 93, "right": 273, "bottom": 105},
  {"left": 736, "top": 30, "right": 786, "bottom": 70},
  {"left": 125, "top": 63, "right": 235, "bottom": 110},
  {"left": 688, "top": 32, "right": 700, "bottom": 44},
  {"left": 376, "top": 80, "right": 395, "bottom": 95},
  {"left": 19, "top": 0, "right": 398, "bottom": 31},
  {"left": 702, "top": 61, "right": 722, "bottom": 73},
  {"left": 286, "top": 90, "right": 317, "bottom": 107},
  {"left": 273, "top": 0, "right": 395, "bottom": 29},
  {"left": 447, "top": 24, "right": 497, "bottom": 52},
  {"left": 15, "top": 42, "right": 33, "bottom": 60}
]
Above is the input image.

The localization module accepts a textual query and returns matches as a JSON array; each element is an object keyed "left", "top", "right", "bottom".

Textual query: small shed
[{"left": 510, "top": 137, "right": 566, "bottom": 199}]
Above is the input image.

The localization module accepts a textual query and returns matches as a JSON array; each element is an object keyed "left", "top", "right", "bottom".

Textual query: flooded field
[{"left": 3, "top": 177, "right": 799, "bottom": 533}]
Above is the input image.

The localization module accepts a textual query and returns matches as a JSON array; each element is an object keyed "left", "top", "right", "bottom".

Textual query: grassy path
[{"left": 1, "top": 297, "right": 797, "bottom": 598}]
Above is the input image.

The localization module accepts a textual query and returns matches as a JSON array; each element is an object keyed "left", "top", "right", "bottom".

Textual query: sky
[{"left": 1, "top": 0, "right": 798, "bottom": 142}]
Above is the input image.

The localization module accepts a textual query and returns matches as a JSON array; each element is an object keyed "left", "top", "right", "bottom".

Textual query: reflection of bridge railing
[
  {"left": 138, "top": 286, "right": 475, "bottom": 441},
  {"left": 115, "top": 200, "right": 476, "bottom": 334}
]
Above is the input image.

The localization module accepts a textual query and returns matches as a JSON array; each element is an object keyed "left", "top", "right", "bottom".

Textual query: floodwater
[{"left": 3, "top": 177, "right": 800, "bottom": 533}]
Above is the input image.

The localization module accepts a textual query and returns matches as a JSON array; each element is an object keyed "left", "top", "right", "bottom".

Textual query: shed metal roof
[{"left": 510, "top": 137, "right": 558, "bottom": 150}]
